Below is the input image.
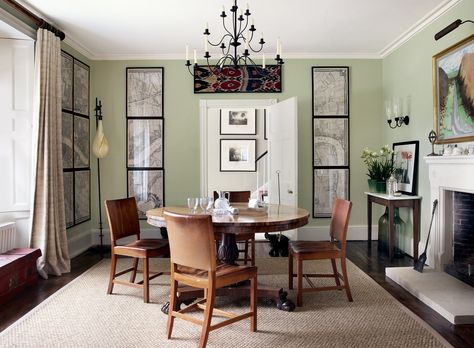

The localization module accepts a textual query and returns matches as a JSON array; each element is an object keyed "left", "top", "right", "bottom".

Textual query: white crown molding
[
  {"left": 379, "top": 0, "right": 462, "bottom": 58},
  {"left": 63, "top": 35, "right": 95, "bottom": 59},
  {"left": 0, "top": 7, "right": 35, "bottom": 40}
]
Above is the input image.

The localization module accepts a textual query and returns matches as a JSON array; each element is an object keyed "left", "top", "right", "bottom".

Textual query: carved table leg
[{"left": 218, "top": 233, "right": 239, "bottom": 265}]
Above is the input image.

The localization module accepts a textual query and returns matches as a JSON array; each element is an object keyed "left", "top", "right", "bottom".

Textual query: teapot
[{"left": 214, "top": 190, "right": 231, "bottom": 210}]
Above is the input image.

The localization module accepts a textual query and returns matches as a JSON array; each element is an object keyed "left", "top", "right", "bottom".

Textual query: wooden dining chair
[
  {"left": 104, "top": 197, "right": 169, "bottom": 303},
  {"left": 288, "top": 198, "right": 353, "bottom": 307},
  {"left": 213, "top": 190, "right": 255, "bottom": 265},
  {"left": 164, "top": 210, "right": 257, "bottom": 348}
]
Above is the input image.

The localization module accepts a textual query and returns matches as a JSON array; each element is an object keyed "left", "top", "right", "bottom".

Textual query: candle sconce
[{"left": 385, "top": 98, "right": 410, "bottom": 129}]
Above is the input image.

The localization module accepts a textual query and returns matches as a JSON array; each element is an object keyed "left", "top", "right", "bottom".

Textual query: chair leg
[
  {"left": 130, "top": 258, "right": 139, "bottom": 283},
  {"left": 243, "top": 240, "right": 249, "bottom": 265},
  {"left": 331, "top": 258, "right": 341, "bottom": 287},
  {"left": 107, "top": 253, "right": 117, "bottom": 295},
  {"left": 143, "top": 257, "right": 150, "bottom": 303},
  {"left": 199, "top": 286, "right": 215, "bottom": 348},
  {"left": 296, "top": 258, "right": 303, "bottom": 307},
  {"left": 250, "top": 238, "right": 255, "bottom": 266},
  {"left": 340, "top": 257, "right": 353, "bottom": 302},
  {"left": 288, "top": 252, "right": 293, "bottom": 290},
  {"left": 250, "top": 274, "right": 257, "bottom": 332},
  {"left": 167, "top": 278, "right": 178, "bottom": 339}
]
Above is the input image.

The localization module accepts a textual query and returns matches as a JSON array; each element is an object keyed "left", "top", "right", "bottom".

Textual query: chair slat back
[
  {"left": 330, "top": 199, "right": 352, "bottom": 243},
  {"left": 213, "top": 190, "right": 251, "bottom": 203},
  {"left": 164, "top": 210, "right": 216, "bottom": 271},
  {"left": 104, "top": 197, "right": 141, "bottom": 245}
]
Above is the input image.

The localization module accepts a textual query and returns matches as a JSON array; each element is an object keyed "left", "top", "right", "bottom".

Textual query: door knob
[{"left": 287, "top": 190, "right": 293, "bottom": 194}]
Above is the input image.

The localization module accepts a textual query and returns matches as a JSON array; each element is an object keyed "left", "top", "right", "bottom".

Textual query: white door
[
  {"left": 0, "top": 38, "right": 35, "bottom": 247},
  {"left": 268, "top": 97, "right": 298, "bottom": 238}
]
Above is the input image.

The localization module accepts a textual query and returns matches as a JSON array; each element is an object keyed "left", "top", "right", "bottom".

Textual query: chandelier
[{"left": 185, "top": 0, "right": 283, "bottom": 76}]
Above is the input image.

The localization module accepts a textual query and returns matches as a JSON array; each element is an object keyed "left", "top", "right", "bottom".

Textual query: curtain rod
[{"left": 4, "top": 0, "right": 65, "bottom": 40}]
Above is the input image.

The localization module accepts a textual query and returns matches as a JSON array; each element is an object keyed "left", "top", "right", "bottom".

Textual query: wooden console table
[{"left": 365, "top": 192, "right": 421, "bottom": 261}]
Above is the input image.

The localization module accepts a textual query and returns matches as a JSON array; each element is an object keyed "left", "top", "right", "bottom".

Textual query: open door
[{"left": 267, "top": 97, "right": 298, "bottom": 238}]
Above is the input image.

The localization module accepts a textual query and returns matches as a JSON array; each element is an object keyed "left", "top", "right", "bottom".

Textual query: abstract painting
[
  {"left": 220, "top": 139, "right": 256, "bottom": 172},
  {"left": 127, "top": 68, "right": 163, "bottom": 117},
  {"left": 73, "top": 60, "right": 89, "bottom": 115},
  {"left": 73, "top": 115, "right": 90, "bottom": 168},
  {"left": 194, "top": 65, "right": 281, "bottom": 93},
  {"left": 127, "top": 119, "right": 163, "bottom": 168},
  {"left": 313, "top": 118, "right": 348, "bottom": 166},
  {"left": 128, "top": 169, "right": 164, "bottom": 219},
  {"left": 313, "top": 168, "right": 349, "bottom": 218},
  {"left": 433, "top": 34, "right": 474, "bottom": 143},
  {"left": 61, "top": 52, "right": 73, "bottom": 111},
  {"left": 312, "top": 67, "right": 349, "bottom": 116}
]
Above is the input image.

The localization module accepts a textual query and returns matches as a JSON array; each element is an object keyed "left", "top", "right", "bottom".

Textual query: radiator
[{"left": 0, "top": 222, "right": 16, "bottom": 253}]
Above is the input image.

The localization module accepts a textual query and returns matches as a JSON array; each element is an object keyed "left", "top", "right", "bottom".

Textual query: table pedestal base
[{"left": 161, "top": 285, "right": 295, "bottom": 314}]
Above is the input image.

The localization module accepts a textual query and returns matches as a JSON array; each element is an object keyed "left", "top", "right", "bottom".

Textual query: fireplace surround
[{"left": 386, "top": 155, "right": 474, "bottom": 324}]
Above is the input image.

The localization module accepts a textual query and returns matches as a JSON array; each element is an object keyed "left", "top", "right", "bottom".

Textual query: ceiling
[{"left": 13, "top": 0, "right": 461, "bottom": 60}]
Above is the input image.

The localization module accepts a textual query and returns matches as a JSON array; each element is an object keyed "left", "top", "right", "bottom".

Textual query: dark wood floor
[{"left": 1, "top": 242, "right": 473, "bottom": 347}]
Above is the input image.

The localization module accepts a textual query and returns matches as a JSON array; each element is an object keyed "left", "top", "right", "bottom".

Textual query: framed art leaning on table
[{"left": 392, "top": 141, "right": 419, "bottom": 195}]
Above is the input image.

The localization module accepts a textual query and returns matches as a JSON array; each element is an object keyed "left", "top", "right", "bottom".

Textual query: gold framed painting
[{"left": 433, "top": 34, "right": 474, "bottom": 143}]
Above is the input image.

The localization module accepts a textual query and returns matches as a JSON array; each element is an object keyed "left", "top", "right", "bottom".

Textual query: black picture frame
[
  {"left": 313, "top": 168, "right": 350, "bottom": 218},
  {"left": 126, "top": 67, "right": 164, "bottom": 118},
  {"left": 392, "top": 141, "right": 419, "bottom": 195},
  {"left": 312, "top": 66, "right": 349, "bottom": 117},
  {"left": 220, "top": 139, "right": 256, "bottom": 172},
  {"left": 127, "top": 169, "right": 165, "bottom": 220}
]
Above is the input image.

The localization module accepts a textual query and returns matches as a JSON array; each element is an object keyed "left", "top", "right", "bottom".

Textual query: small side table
[{"left": 365, "top": 192, "right": 421, "bottom": 261}]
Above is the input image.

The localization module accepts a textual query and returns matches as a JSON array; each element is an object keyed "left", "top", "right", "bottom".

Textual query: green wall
[
  {"left": 382, "top": 0, "right": 474, "bottom": 252},
  {"left": 90, "top": 59, "right": 383, "bottom": 230}
]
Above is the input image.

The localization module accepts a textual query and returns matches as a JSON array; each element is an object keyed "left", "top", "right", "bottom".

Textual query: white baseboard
[{"left": 297, "top": 225, "right": 378, "bottom": 241}]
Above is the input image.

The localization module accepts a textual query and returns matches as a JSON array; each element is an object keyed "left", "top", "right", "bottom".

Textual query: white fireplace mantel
[{"left": 386, "top": 155, "right": 474, "bottom": 325}]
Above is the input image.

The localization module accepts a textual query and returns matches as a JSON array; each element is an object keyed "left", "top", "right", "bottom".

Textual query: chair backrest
[
  {"left": 330, "top": 199, "right": 352, "bottom": 244},
  {"left": 104, "top": 197, "right": 141, "bottom": 246},
  {"left": 213, "top": 190, "right": 251, "bottom": 203},
  {"left": 164, "top": 210, "right": 216, "bottom": 271}
]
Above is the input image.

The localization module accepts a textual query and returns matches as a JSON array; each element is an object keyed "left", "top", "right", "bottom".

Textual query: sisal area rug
[{"left": 0, "top": 258, "right": 450, "bottom": 347}]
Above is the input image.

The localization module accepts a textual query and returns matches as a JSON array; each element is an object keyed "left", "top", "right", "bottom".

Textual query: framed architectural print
[
  {"left": 127, "top": 118, "right": 163, "bottom": 168},
  {"left": 62, "top": 112, "right": 73, "bottom": 169},
  {"left": 61, "top": 52, "right": 73, "bottom": 111},
  {"left": 73, "top": 59, "right": 90, "bottom": 116},
  {"left": 74, "top": 170, "right": 90, "bottom": 224},
  {"left": 433, "top": 34, "right": 474, "bottom": 143},
  {"left": 313, "top": 118, "right": 348, "bottom": 166},
  {"left": 312, "top": 66, "right": 349, "bottom": 116},
  {"left": 73, "top": 115, "right": 90, "bottom": 168},
  {"left": 313, "top": 168, "right": 349, "bottom": 218},
  {"left": 392, "top": 141, "right": 419, "bottom": 195},
  {"left": 127, "top": 67, "right": 164, "bottom": 117},
  {"left": 220, "top": 139, "right": 256, "bottom": 172},
  {"left": 63, "top": 172, "right": 74, "bottom": 228},
  {"left": 220, "top": 108, "right": 257, "bottom": 135},
  {"left": 128, "top": 169, "right": 164, "bottom": 219}
]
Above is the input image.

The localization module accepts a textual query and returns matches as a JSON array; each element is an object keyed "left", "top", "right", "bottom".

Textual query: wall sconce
[{"left": 385, "top": 97, "right": 410, "bottom": 129}]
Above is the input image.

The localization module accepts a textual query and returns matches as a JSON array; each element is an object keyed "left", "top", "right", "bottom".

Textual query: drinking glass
[
  {"left": 193, "top": 198, "right": 199, "bottom": 213},
  {"left": 187, "top": 197, "right": 197, "bottom": 213},
  {"left": 200, "top": 197, "right": 209, "bottom": 213},
  {"left": 206, "top": 197, "right": 214, "bottom": 212}
]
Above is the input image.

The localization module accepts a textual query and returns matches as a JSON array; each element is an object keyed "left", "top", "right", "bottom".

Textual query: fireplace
[
  {"left": 386, "top": 155, "right": 474, "bottom": 324},
  {"left": 444, "top": 191, "right": 474, "bottom": 287}
]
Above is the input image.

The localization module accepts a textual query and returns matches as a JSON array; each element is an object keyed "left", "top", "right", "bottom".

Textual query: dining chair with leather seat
[
  {"left": 104, "top": 197, "right": 169, "bottom": 303},
  {"left": 164, "top": 210, "right": 257, "bottom": 348},
  {"left": 288, "top": 198, "right": 353, "bottom": 307},
  {"left": 213, "top": 190, "right": 255, "bottom": 265}
]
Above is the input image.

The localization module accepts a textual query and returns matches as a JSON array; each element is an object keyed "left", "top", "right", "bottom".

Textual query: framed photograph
[
  {"left": 128, "top": 169, "right": 164, "bottom": 219},
  {"left": 73, "top": 59, "right": 90, "bottom": 116},
  {"left": 220, "top": 139, "right": 256, "bottom": 172},
  {"left": 313, "top": 118, "right": 349, "bottom": 166},
  {"left": 433, "top": 34, "right": 474, "bottom": 143},
  {"left": 220, "top": 108, "right": 256, "bottom": 135},
  {"left": 61, "top": 52, "right": 73, "bottom": 111},
  {"left": 63, "top": 172, "right": 74, "bottom": 228},
  {"left": 73, "top": 115, "right": 90, "bottom": 168},
  {"left": 392, "top": 141, "right": 419, "bottom": 195},
  {"left": 194, "top": 65, "right": 281, "bottom": 93},
  {"left": 127, "top": 119, "right": 163, "bottom": 168},
  {"left": 62, "top": 112, "right": 73, "bottom": 169},
  {"left": 127, "top": 67, "right": 164, "bottom": 117},
  {"left": 313, "top": 168, "right": 349, "bottom": 218},
  {"left": 74, "top": 170, "right": 90, "bottom": 224},
  {"left": 312, "top": 66, "right": 349, "bottom": 116}
]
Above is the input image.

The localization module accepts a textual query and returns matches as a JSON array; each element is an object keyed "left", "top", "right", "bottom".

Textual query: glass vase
[
  {"left": 378, "top": 208, "right": 388, "bottom": 253},
  {"left": 368, "top": 179, "right": 386, "bottom": 193},
  {"left": 377, "top": 207, "right": 405, "bottom": 257}
]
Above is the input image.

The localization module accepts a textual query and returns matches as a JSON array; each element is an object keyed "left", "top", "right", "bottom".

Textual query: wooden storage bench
[{"left": 0, "top": 248, "right": 42, "bottom": 305}]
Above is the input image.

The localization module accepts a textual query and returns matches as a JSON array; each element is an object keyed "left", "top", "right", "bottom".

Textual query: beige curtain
[{"left": 30, "top": 28, "right": 70, "bottom": 279}]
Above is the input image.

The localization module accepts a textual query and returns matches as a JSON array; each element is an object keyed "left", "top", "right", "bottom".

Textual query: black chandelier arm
[
  {"left": 221, "top": 43, "right": 232, "bottom": 57},
  {"left": 222, "top": 15, "right": 233, "bottom": 37},
  {"left": 248, "top": 32, "right": 265, "bottom": 53},
  {"left": 205, "top": 57, "right": 223, "bottom": 75},
  {"left": 207, "top": 33, "right": 233, "bottom": 47}
]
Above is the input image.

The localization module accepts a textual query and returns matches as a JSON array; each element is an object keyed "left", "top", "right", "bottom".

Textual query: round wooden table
[{"left": 146, "top": 203, "right": 309, "bottom": 311}]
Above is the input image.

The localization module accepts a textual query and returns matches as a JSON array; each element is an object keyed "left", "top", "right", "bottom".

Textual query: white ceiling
[{"left": 15, "top": 0, "right": 461, "bottom": 60}]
